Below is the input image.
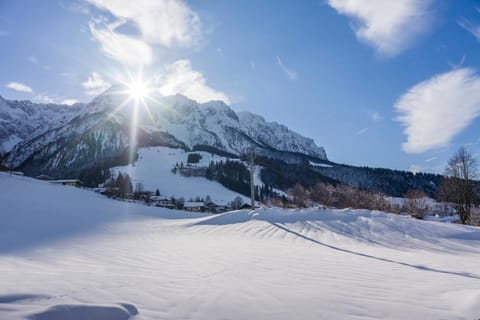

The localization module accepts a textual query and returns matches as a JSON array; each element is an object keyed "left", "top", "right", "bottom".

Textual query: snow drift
[{"left": 1, "top": 173, "right": 480, "bottom": 319}]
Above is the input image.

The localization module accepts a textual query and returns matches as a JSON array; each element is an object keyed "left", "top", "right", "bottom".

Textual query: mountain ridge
[{"left": 0, "top": 89, "right": 327, "bottom": 178}]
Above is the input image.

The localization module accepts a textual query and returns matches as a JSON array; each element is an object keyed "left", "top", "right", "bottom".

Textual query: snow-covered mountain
[
  {"left": 0, "top": 96, "right": 83, "bottom": 156},
  {"left": 1, "top": 87, "right": 327, "bottom": 177}
]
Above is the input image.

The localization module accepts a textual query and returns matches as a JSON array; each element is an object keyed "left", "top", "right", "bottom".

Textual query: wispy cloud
[
  {"left": 82, "top": 72, "right": 111, "bottom": 96},
  {"left": 371, "top": 112, "right": 382, "bottom": 121},
  {"left": 276, "top": 56, "right": 298, "bottom": 80},
  {"left": 33, "top": 94, "right": 55, "bottom": 103},
  {"left": 424, "top": 157, "right": 437, "bottom": 163},
  {"left": 395, "top": 68, "right": 480, "bottom": 154},
  {"left": 327, "top": 0, "right": 434, "bottom": 56},
  {"left": 86, "top": 0, "right": 200, "bottom": 47},
  {"left": 27, "top": 56, "right": 38, "bottom": 64},
  {"left": 6, "top": 82, "right": 33, "bottom": 93},
  {"left": 156, "top": 60, "right": 230, "bottom": 104},
  {"left": 409, "top": 164, "right": 423, "bottom": 175},
  {"left": 88, "top": 22, "right": 153, "bottom": 66},
  {"left": 355, "top": 127, "right": 369, "bottom": 135},
  {"left": 61, "top": 99, "right": 79, "bottom": 105},
  {"left": 85, "top": 0, "right": 200, "bottom": 66},
  {"left": 32, "top": 93, "right": 79, "bottom": 105},
  {"left": 459, "top": 18, "right": 480, "bottom": 42}
]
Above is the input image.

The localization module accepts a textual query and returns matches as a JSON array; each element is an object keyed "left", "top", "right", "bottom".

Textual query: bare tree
[
  {"left": 310, "top": 182, "right": 335, "bottom": 207},
  {"left": 290, "top": 183, "right": 308, "bottom": 208},
  {"left": 403, "top": 190, "right": 429, "bottom": 219},
  {"left": 443, "top": 147, "right": 478, "bottom": 224}
]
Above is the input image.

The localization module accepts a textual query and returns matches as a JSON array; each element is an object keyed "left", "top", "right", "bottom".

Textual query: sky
[{"left": 1, "top": 0, "right": 480, "bottom": 173}]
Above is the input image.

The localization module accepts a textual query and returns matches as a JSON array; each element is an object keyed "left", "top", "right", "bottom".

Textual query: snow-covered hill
[
  {"left": 1, "top": 88, "right": 326, "bottom": 178},
  {"left": 112, "top": 146, "right": 250, "bottom": 203},
  {"left": 0, "top": 95, "right": 82, "bottom": 156},
  {"left": 1, "top": 173, "right": 480, "bottom": 319}
]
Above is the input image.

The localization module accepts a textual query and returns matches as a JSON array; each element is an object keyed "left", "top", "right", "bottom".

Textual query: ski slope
[
  {"left": 1, "top": 173, "right": 480, "bottom": 319},
  {"left": 112, "top": 146, "right": 249, "bottom": 203}
]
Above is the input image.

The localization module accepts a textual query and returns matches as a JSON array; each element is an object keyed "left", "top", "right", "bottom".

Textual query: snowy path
[{"left": 1, "top": 173, "right": 479, "bottom": 319}]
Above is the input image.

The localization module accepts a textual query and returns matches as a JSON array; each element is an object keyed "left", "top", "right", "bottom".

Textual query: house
[
  {"left": 150, "top": 195, "right": 176, "bottom": 209},
  {"left": 240, "top": 203, "right": 261, "bottom": 210},
  {"left": 183, "top": 201, "right": 205, "bottom": 212},
  {"left": 49, "top": 179, "right": 83, "bottom": 187},
  {"left": 205, "top": 201, "right": 230, "bottom": 214}
]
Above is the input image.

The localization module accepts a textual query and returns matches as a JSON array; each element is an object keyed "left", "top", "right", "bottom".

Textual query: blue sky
[{"left": 1, "top": 0, "right": 480, "bottom": 173}]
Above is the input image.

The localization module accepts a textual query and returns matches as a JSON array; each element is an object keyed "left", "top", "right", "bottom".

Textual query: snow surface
[
  {"left": 113, "top": 146, "right": 249, "bottom": 203},
  {"left": 309, "top": 160, "right": 333, "bottom": 168},
  {"left": 1, "top": 173, "right": 480, "bottom": 319}
]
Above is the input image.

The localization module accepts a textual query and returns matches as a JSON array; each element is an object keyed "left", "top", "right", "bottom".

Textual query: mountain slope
[
  {"left": 0, "top": 95, "right": 82, "bottom": 156},
  {"left": 1, "top": 88, "right": 327, "bottom": 178}
]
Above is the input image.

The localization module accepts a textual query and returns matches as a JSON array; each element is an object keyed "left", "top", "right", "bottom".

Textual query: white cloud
[
  {"left": 86, "top": 0, "right": 200, "bottom": 48},
  {"left": 6, "top": 82, "right": 33, "bottom": 93},
  {"left": 327, "top": 0, "right": 434, "bottom": 56},
  {"left": 355, "top": 127, "right": 369, "bottom": 135},
  {"left": 276, "top": 56, "right": 298, "bottom": 80},
  {"left": 424, "top": 157, "right": 437, "bottom": 163},
  {"left": 156, "top": 60, "right": 230, "bottom": 104},
  {"left": 409, "top": 164, "right": 423, "bottom": 175},
  {"left": 395, "top": 68, "right": 480, "bottom": 154},
  {"left": 82, "top": 72, "right": 111, "bottom": 96},
  {"left": 85, "top": 0, "right": 200, "bottom": 65},
  {"left": 27, "top": 56, "right": 38, "bottom": 64},
  {"left": 459, "top": 18, "right": 480, "bottom": 42},
  {"left": 34, "top": 94, "right": 55, "bottom": 104},
  {"left": 61, "top": 99, "right": 79, "bottom": 105},
  {"left": 371, "top": 112, "right": 382, "bottom": 121},
  {"left": 89, "top": 22, "right": 153, "bottom": 66}
]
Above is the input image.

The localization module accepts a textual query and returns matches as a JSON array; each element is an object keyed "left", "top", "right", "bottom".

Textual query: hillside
[
  {"left": 1, "top": 173, "right": 480, "bottom": 319},
  {"left": 112, "top": 146, "right": 250, "bottom": 203}
]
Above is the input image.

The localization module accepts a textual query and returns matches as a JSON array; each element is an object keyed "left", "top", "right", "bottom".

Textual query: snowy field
[
  {"left": 112, "top": 146, "right": 249, "bottom": 203},
  {"left": 1, "top": 173, "right": 480, "bottom": 319}
]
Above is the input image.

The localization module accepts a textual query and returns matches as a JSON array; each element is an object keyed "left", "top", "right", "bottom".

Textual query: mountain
[
  {"left": 0, "top": 87, "right": 327, "bottom": 178},
  {"left": 0, "top": 96, "right": 83, "bottom": 156}
]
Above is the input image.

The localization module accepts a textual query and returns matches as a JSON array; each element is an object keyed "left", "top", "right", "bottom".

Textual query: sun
[{"left": 127, "top": 80, "right": 149, "bottom": 101}]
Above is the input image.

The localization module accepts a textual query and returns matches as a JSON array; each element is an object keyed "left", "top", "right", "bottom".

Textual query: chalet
[
  {"left": 49, "top": 179, "right": 83, "bottom": 187},
  {"left": 205, "top": 201, "right": 230, "bottom": 213},
  {"left": 150, "top": 195, "right": 176, "bottom": 209},
  {"left": 183, "top": 201, "right": 205, "bottom": 212}
]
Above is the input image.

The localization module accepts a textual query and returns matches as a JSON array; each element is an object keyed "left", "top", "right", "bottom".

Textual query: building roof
[{"left": 183, "top": 201, "right": 205, "bottom": 208}]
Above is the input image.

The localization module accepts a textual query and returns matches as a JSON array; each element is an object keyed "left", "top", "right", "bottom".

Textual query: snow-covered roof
[
  {"left": 150, "top": 195, "right": 169, "bottom": 201},
  {"left": 183, "top": 201, "right": 204, "bottom": 208}
]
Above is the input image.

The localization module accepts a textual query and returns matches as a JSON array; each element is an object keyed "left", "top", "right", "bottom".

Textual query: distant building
[
  {"left": 183, "top": 201, "right": 205, "bottom": 212},
  {"left": 205, "top": 201, "right": 230, "bottom": 213},
  {"left": 49, "top": 179, "right": 83, "bottom": 187},
  {"left": 150, "top": 195, "right": 176, "bottom": 209},
  {"left": 35, "top": 175, "right": 54, "bottom": 181}
]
